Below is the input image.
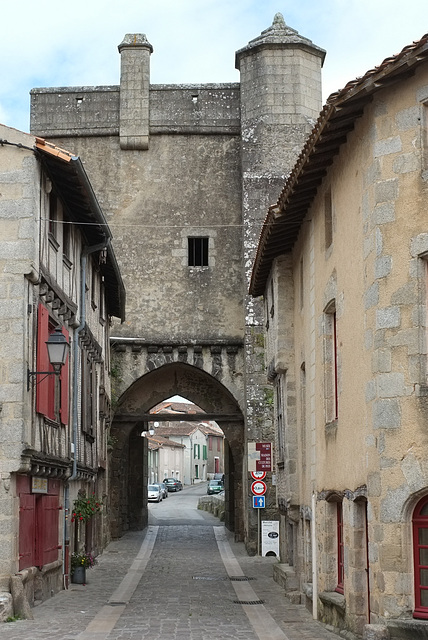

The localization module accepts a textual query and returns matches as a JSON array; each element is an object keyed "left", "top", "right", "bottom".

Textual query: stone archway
[{"left": 109, "top": 361, "right": 245, "bottom": 539}]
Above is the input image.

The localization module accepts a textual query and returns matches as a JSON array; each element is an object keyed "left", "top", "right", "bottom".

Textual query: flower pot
[{"left": 71, "top": 566, "right": 86, "bottom": 584}]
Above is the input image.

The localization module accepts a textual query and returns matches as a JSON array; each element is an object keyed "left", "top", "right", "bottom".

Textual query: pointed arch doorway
[{"left": 109, "top": 362, "right": 245, "bottom": 540}]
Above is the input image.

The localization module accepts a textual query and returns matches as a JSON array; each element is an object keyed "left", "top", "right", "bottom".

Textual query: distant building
[
  {"left": 151, "top": 401, "right": 224, "bottom": 484},
  {"left": 145, "top": 433, "right": 185, "bottom": 483},
  {"left": 0, "top": 125, "right": 124, "bottom": 618}
]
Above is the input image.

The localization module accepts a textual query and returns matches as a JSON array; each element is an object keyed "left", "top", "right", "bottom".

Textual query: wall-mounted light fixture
[{"left": 28, "top": 327, "right": 69, "bottom": 390}]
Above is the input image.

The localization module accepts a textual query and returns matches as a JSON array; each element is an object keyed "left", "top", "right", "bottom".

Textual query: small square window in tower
[{"left": 188, "top": 237, "right": 209, "bottom": 267}]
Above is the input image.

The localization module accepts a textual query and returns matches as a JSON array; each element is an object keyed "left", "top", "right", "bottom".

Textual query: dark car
[
  {"left": 163, "top": 478, "right": 183, "bottom": 492},
  {"left": 207, "top": 479, "right": 224, "bottom": 495}
]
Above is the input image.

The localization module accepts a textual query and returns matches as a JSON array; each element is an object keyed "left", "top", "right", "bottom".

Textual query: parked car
[
  {"left": 207, "top": 479, "right": 224, "bottom": 495},
  {"left": 163, "top": 478, "right": 183, "bottom": 492},
  {"left": 213, "top": 473, "right": 224, "bottom": 481},
  {"left": 153, "top": 482, "right": 168, "bottom": 499},
  {"left": 148, "top": 484, "right": 163, "bottom": 502}
]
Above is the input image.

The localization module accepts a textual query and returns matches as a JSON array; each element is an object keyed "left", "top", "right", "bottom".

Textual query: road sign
[
  {"left": 262, "top": 521, "right": 279, "bottom": 557},
  {"left": 248, "top": 442, "right": 272, "bottom": 472},
  {"left": 251, "top": 480, "right": 267, "bottom": 496},
  {"left": 253, "top": 496, "right": 265, "bottom": 508},
  {"left": 251, "top": 471, "right": 266, "bottom": 480}
]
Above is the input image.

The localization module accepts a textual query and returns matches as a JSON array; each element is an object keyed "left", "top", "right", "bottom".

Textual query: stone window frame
[
  {"left": 175, "top": 228, "right": 217, "bottom": 268},
  {"left": 413, "top": 494, "right": 428, "bottom": 618},
  {"left": 410, "top": 245, "right": 428, "bottom": 393},
  {"left": 324, "top": 187, "right": 334, "bottom": 252},
  {"left": 422, "top": 99, "right": 428, "bottom": 180},
  {"left": 323, "top": 299, "right": 339, "bottom": 427},
  {"left": 275, "top": 372, "right": 286, "bottom": 467},
  {"left": 336, "top": 501, "right": 345, "bottom": 594}
]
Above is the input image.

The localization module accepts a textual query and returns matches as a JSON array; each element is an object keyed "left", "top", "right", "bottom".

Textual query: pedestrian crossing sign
[{"left": 253, "top": 496, "right": 265, "bottom": 508}]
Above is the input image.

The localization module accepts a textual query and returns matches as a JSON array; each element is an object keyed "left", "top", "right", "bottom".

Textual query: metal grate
[
  {"left": 229, "top": 576, "right": 254, "bottom": 582},
  {"left": 192, "top": 576, "right": 228, "bottom": 581},
  {"left": 233, "top": 599, "right": 264, "bottom": 605}
]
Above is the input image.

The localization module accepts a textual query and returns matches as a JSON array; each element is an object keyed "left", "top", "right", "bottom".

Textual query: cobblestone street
[{"left": 1, "top": 488, "right": 341, "bottom": 640}]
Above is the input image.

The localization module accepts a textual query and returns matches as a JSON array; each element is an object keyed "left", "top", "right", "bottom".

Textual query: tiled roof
[
  {"left": 151, "top": 401, "right": 204, "bottom": 415},
  {"left": 249, "top": 32, "right": 428, "bottom": 297},
  {"left": 146, "top": 434, "right": 185, "bottom": 449},
  {"left": 154, "top": 422, "right": 200, "bottom": 437},
  {"left": 199, "top": 423, "right": 224, "bottom": 437}
]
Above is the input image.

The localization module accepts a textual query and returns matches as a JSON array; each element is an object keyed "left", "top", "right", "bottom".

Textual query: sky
[{"left": 1, "top": 0, "right": 428, "bottom": 134}]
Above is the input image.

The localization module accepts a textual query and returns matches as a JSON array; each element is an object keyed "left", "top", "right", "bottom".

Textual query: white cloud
[{"left": 1, "top": 0, "right": 428, "bottom": 131}]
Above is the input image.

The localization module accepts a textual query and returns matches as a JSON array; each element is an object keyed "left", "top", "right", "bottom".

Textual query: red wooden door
[{"left": 19, "top": 494, "right": 35, "bottom": 570}]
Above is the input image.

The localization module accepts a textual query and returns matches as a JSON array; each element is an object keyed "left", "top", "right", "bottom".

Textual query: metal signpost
[{"left": 248, "top": 444, "right": 272, "bottom": 554}]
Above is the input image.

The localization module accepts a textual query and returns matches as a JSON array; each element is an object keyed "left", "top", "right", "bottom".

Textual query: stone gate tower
[{"left": 30, "top": 14, "right": 325, "bottom": 550}]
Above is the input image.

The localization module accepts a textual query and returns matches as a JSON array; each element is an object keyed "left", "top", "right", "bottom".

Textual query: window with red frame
[
  {"left": 36, "top": 303, "right": 69, "bottom": 425},
  {"left": 336, "top": 502, "right": 344, "bottom": 594},
  {"left": 413, "top": 495, "right": 428, "bottom": 618}
]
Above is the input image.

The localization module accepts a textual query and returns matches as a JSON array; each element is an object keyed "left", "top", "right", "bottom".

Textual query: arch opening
[{"left": 109, "top": 362, "right": 245, "bottom": 540}]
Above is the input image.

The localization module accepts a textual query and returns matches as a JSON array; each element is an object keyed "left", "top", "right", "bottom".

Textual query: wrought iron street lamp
[{"left": 28, "top": 327, "right": 69, "bottom": 389}]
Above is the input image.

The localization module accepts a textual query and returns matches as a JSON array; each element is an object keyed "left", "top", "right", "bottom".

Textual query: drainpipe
[
  {"left": 312, "top": 491, "right": 318, "bottom": 620},
  {"left": 63, "top": 239, "right": 109, "bottom": 585}
]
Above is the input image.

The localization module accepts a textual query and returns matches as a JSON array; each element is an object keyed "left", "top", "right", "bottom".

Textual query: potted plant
[
  {"left": 70, "top": 551, "right": 97, "bottom": 584},
  {"left": 71, "top": 493, "right": 103, "bottom": 523}
]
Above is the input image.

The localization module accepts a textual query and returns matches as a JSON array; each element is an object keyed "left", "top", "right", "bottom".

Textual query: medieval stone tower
[{"left": 30, "top": 14, "right": 325, "bottom": 550}]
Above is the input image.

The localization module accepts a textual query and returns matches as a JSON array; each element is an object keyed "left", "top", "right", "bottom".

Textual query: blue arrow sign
[{"left": 253, "top": 496, "right": 265, "bottom": 508}]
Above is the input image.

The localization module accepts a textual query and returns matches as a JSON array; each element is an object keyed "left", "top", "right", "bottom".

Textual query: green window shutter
[{"left": 203, "top": 445, "right": 207, "bottom": 460}]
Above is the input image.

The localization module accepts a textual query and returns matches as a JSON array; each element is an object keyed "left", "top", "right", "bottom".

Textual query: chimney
[{"left": 118, "top": 33, "right": 153, "bottom": 150}]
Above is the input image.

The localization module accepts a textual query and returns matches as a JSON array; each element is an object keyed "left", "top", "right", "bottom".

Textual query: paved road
[{"left": 1, "top": 483, "right": 341, "bottom": 639}]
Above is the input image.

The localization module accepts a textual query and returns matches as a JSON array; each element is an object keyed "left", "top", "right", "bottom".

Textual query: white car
[{"left": 148, "top": 484, "right": 162, "bottom": 502}]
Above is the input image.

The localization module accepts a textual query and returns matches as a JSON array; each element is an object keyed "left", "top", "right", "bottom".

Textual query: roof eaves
[{"left": 249, "top": 33, "right": 428, "bottom": 298}]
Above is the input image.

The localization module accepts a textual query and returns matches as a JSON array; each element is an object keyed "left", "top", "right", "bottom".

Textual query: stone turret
[
  {"left": 118, "top": 33, "right": 153, "bottom": 150},
  {"left": 235, "top": 15, "right": 325, "bottom": 551},
  {"left": 236, "top": 12, "right": 325, "bottom": 178}
]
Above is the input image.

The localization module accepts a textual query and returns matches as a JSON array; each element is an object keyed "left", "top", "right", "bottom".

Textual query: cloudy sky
[{"left": 1, "top": 0, "right": 428, "bottom": 133}]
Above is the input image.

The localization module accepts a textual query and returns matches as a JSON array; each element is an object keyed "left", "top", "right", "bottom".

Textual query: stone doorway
[{"left": 109, "top": 361, "right": 245, "bottom": 540}]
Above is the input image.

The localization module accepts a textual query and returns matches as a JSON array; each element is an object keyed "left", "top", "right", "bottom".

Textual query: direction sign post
[{"left": 250, "top": 478, "right": 268, "bottom": 555}]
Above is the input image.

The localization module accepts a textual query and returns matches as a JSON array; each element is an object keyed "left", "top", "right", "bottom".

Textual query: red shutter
[
  {"left": 19, "top": 494, "right": 36, "bottom": 570},
  {"left": 36, "top": 303, "right": 51, "bottom": 417},
  {"left": 36, "top": 495, "right": 60, "bottom": 567},
  {"left": 60, "top": 327, "right": 69, "bottom": 426}
]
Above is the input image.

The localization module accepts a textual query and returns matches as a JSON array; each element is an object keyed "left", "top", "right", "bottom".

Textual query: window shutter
[
  {"left": 36, "top": 303, "right": 51, "bottom": 417},
  {"left": 19, "top": 494, "right": 36, "bottom": 570},
  {"left": 60, "top": 327, "right": 69, "bottom": 425}
]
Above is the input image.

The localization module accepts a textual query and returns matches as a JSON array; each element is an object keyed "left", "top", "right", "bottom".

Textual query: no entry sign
[
  {"left": 251, "top": 480, "right": 267, "bottom": 496},
  {"left": 251, "top": 471, "right": 266, "bottom": 480}
]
